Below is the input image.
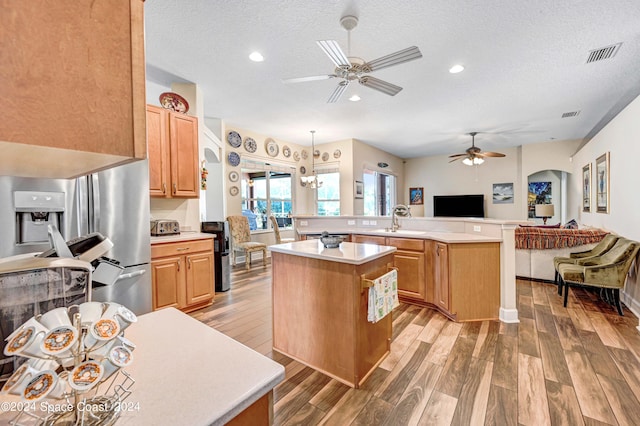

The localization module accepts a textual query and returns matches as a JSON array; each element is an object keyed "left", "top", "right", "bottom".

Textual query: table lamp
[{"left": 534, "top": 204, "right": 555, "bottom": 225}]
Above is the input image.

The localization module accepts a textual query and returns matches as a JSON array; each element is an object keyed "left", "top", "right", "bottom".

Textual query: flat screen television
[{"left": 433, "top": 194, "right": 485, "bottom": 218}]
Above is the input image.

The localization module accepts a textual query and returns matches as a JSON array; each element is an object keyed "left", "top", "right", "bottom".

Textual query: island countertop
[{"left": 269, "top": 239, "right": 396, "bottom": 265}]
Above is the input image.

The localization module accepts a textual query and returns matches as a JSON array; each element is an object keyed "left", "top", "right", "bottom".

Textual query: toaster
[{"left": 150, "top": 219, "right": 180, "bottom": 236}]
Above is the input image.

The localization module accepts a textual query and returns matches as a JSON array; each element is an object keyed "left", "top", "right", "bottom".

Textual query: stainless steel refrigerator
[{"left": 0, "top": 160, "right": 152, "bottom": 315}]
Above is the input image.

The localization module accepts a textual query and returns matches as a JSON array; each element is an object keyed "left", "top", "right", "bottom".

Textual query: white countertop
[
  {"left": 297, "top": 228, "right": 502, "bottom": 243},
  {"left": 150, "top": 232, "right": 214, "bottom": 245},
  {"left": 0, "top": 308, "right": 284, "bottom": 425},
  {"left": 269, "top": 239, "right": 396, "bottom": 265},
  {"left": 119, "top": 308, "right": 284, "bottom": 425}
]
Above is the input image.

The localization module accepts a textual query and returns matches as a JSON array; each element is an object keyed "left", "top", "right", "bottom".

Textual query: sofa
[{"left": 515, "top": 226, "right": 610, "bottom": 281}]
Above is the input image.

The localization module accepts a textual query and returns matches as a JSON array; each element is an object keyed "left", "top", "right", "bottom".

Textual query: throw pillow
[{"left": 563, "top": 219, "right": 579, "bottom": 229}]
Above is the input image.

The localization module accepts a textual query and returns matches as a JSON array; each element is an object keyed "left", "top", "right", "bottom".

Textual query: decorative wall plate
[
  {"left": 300, "top": 166, "right": 306, "bottom": 174},
  {"left": 282, "top": 145, "right": 291, "bottom": 158},
  {"left": 322, "top": 152, "right": 329, "bottom": 162},
  {"left": 228, "top": 171, "right": 239, "bottom": 182},
  {"left": 301, "top": 150, "right": 308, "bottom": 159},
  {"left": 314, "top": 150, "right": 320, "bottom": 158},
  {"left": 244, "top": 137, "right": 257, "bottom": 153},
  {"left": 265, "top": 138, "right": 279, "bottom": 157},
  {"left": 159, "top": 92, "right": 189, "bottom": 113},
  {"left": 333, "top": 149, "right": 341, "bottom": 159},
  {"left": 293, "top": 151, "right": 300, "bottom": 162},
  {"left": 227, "top": 131, "right": 242, "bottom": 148},
  {"left": 227, "top": 151, "right": 240, "bottom": 167},
  {"left": 229, "top": 186, "right": 239, "bottom": 196}
]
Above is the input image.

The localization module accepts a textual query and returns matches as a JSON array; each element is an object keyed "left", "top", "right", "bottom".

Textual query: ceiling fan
[
  {"left": 282, "top": 15, "right": 422, "bottom": 103},
  {"left": 448, "top": 132, "right": 506, "bottom": 165}
]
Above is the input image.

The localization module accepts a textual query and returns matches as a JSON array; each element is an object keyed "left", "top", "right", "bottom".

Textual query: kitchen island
[{"left": 269, "top": 240, "right": 396, "bottom": 388}]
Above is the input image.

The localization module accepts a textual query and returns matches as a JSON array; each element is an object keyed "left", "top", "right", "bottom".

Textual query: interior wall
[
  {"left": 404, "top": 147, "right": 521, "bottom": 219},
  {"left": 352, "top": 139, "right": 405, "bottom": 215},
  {"left": 569, "top": 94, "right": 640, "bottom": 310}
]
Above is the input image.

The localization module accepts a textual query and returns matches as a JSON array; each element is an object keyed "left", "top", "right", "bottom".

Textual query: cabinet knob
[
  {"left": 177, "top": 259, "right": 180, "bottom": 271},
  {"left": 188, "top": 257, "right": 192, "bottom": 269},
  {"left": 176, "top": 247, "right": 189, "bottom": 251},
  {"left": 173, "top": 183, "right": 177, "bottom": 194}
]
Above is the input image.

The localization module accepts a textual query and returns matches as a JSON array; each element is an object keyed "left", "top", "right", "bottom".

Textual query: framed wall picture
[
  {"left": 409, "top": 187, "right": 424, "bottom": 205},
  {"left": 527, "top": 181, "right": 552, "bottom": 218},
  {"left": 582, "top": 163, "right": 591, "bottom": 212},
  {"left": 596, "top": 152, "right": 609, "bottom": 213},
  {"left": 492, "top": 183, "right": 514, "bottom": 204},
  {"left": 354, "top": 180, "right": 364, "bottom": 199}
]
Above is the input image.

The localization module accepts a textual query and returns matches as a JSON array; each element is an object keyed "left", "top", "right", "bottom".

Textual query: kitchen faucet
[{"left": 391, "top": 204, "right": 411, "bottom": 231}]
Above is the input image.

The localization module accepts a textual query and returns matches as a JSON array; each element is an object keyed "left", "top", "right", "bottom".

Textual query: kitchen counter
[
  {"left": 298, "top": 228, "right": 502, "bottom": 243},
  {"left": 269, "top": 239, "right": 396, "bottom": 265},
  {"left": 0, "top": 308, "right": 285, "bottom": 425},
  {"left": 150, "top": 232, "right": 214, "bottom": 244}
]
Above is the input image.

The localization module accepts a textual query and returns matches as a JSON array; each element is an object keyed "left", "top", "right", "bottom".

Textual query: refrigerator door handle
[
  {"left": 76, "top": 176, "right": 89, "bottom": 236},
  {"left": 115, "top": 269, "right": 146, "bottom": 281},
  {"left": 90, "top": 173, "right": 100, "bottom": 233}
]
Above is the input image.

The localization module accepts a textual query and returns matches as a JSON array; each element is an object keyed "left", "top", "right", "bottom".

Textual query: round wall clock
[
  {"left": 228, "top": 171, "right": 239, "bottom": 182},
  {"left": 265, "top": 138, "right": 279, "bottom": 157},
  {"left": 227, "top": 131, "right": 242, "bottom": 148},
  {"left": 244, "top": 137, "right": 257, "bottom": 153},
  {"left": 227, "top": 151, "right": 240, "bottom": 167}
]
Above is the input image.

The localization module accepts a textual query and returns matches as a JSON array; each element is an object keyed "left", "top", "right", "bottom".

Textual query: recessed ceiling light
[
  {"left": 349, "top": 95, "right": 361, "bottom": 102},
  {"left": 449, "top": 64, "right": 464, "bottom": 74},
  {"left": 249, "top": 52, "right": 264, "bottom": 62}
]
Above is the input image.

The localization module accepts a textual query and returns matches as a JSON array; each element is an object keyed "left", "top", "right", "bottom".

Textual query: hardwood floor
[{"left": 190, "top": 262, "right": 640, "bottom": 425}]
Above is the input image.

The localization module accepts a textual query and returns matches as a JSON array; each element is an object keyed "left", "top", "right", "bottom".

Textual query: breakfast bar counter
[{"left": 269, "top": 240, "right": 396, "bottom": 388}]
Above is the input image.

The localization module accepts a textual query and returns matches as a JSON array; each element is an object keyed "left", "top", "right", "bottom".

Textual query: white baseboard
[
  {"left": 621, "top": 290, "right": 640, "bottom": 333},
  {"left": 500, "top": 308, "right": 520, "bottom": 323}
]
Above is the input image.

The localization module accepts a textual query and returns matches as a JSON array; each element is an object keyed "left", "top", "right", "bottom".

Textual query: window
[
  {"left": 241, "top": 161, "right": 294, "bottom": 231},
  {"left": 363, "top": 169, "right": 396, "bottom": 216},
  {"left": 316, "top": 171, "right": 340, "bottom": 216}
]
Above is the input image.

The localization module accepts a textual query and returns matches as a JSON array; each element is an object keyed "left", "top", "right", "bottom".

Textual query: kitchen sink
[{"left": 372, "top": 229, "right": 426, "bottom": 235}]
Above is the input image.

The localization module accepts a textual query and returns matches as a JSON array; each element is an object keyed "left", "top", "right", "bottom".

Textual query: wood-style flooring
[{"left": 190, "top": 262, "right": 640, "bottom": 425}]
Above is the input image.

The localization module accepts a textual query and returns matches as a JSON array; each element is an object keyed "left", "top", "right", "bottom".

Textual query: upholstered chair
[
  {"left": 226, "top": 215, "right": 267, "bottom": 270},
  {"left": 269, "top": 215, "right": 295, "bottom": 244},
  {"left": 557, "top": 238, "right": 640, "bottom": 315},
  {"left": 553, "top": 233, "right": 619, "bottom": 293}
]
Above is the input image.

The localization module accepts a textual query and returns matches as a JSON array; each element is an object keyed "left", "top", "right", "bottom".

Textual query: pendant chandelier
[{"left": 300, "top": 130, "right": 323, "bottom": 188}]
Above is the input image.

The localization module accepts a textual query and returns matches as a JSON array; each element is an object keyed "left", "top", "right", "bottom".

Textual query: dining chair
[
  {"left": 226, "top": 215, "right": 267, "bottom": 270},
  {"left": 269, "top": 215, "right": 295, "bottom": 244}
]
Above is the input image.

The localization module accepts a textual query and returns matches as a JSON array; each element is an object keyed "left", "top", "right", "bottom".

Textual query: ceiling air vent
[
  {"left": 562, "top": 111, "right": 581, "bottom": 118},
  {"left": 586, "top": 43, "right": 622, "bottom": 63}
]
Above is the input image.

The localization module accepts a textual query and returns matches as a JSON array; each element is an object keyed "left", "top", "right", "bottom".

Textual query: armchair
[
  {"left": 226, "top": 215, "right": 267, "bottom": 270},
  {"left": 557, "top": 238, "right": 640, "bottom": 315}
]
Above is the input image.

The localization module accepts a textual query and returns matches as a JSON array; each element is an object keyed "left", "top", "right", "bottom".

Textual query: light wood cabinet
[
  {"left": 434, "top": 242, "right": 450, "bottom": 311},
  {"left": 0, "top": 0, "right": 146, "bottom": 179},
  {"left": 151, "top": 238, "right": 214, "bottom": 312},
  {"left": 352, "top": 235, "right": 426, "bottom": 301},
  {"left": 147, "top": 105, "right": 199, "bottom": 198}
]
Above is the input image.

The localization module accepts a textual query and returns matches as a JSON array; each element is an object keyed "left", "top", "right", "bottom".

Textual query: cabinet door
[
  {"left": 151, "top": 256, "right": 184, "bottom": 310},
  {"left": 169, "top": 113, "right": 199, "bottom": 197},
  {"left": 351, "top": 235, "right": 386, "bottom": 245},
  {"left": 185, "top": 252, "right": 215, "bottom": 306},
  {"left": 394, "top": 249, "right": 426, "bottom": 300},
  {"left": 147, "top": 105, "right": 169, "bottom": 197},
  {"left": 434, "top": 243, "right": 450, "bottom": 311}
]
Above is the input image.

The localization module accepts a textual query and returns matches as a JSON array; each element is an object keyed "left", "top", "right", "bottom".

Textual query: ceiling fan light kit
[
  {"left": 284, "top": 14, "right": 422, "bottom": 103},
  {"left": 449, "top": 132, "right": 506, "bottom": 166}
]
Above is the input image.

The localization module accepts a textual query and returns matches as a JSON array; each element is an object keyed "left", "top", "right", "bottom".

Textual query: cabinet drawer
[
  {"left": 352, "top": 235, "right": 386, "bottom": 245},
  {"left": 151, "top": 238, "right": 213, "bottom": 259},
  {"left": 386, "top": 237, "right": 424, "bottom": 251}
]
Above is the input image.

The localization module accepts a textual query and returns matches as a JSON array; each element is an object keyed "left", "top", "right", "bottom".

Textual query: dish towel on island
[{"left": 367, "top": 269, "right": 399, "bottom": 323}]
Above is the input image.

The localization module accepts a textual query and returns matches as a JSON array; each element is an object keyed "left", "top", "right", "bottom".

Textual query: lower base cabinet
[{"left": 151, "top": 238, "right": 215, "bottom": 312}]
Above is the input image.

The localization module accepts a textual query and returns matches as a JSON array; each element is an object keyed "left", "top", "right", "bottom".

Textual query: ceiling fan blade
[
  {"left": 363, "top": 46, "right": 422, "bottom": 72},
  {"left": 327, "top": 81, "right": 349, "bottom": 103},
  {"left": 282, "top": 75, "right": 336, "bottom": 84},
  {"left": 359, "top": 76, "right": 402, "bottom": 96},
  {"left": 481, "top": 152, "right": 506, "bottom": 157},
  {"left": 448, "top": 153, "right": 467, "bottom": 158},
  {"left": 316, "top": 40, "right": 351, "bottom": 68}
]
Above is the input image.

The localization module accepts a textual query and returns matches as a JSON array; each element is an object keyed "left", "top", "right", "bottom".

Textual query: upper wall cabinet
[
  {"left": 147, "top": 105, "right": 199, "bottom": 198},
  {"left": 0, "top": 0, "right": 147, "bottom": 179}
]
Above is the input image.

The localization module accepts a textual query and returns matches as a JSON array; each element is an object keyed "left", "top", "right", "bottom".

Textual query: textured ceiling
[{"left": 144, "top": 0, "right": 640, "bottom": 158}]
